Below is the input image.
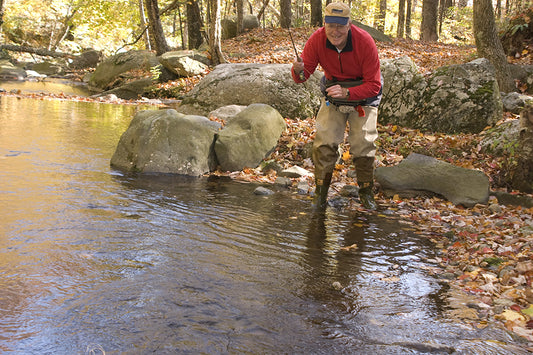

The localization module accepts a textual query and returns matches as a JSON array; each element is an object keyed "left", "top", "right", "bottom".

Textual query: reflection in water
[{"left": 0, "top": 95, "right": 529, "bottom": 353}]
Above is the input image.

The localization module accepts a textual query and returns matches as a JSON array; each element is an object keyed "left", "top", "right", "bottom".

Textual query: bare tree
[
  {"left": 473, "top": 0, "right": 514, "bottom": 92},
  {"left": 207, "top": 0, "right": 226, "bottom": 64},
  {"left": 144, "top": 0, "right": 170, "bottom": 55},
  {"left": 420, "top": 0, "right": 439, "bottom": 41},
  {"left": 406, "top": 0, "right": 413, "bottom": 38},
  {"left": 280, "top": 0, "right": 292, "bottom": 28},
  {"left": 310, "top": 0, "right": 322, "bottom": 27},
  {"left": 374, "top": 0, "right": 387, "bottom": 32},
  {"left": 187, "top": 0, "right": 204, "bottom": 49},
  {"left": 236, "top": 0, "right": 244, "bottom": 34},
  {"left": 397, "top": 0, "right": 406, "bottom": 38},
  {"left": 139, "top": 0, "right": 151, "bottom": 50}
]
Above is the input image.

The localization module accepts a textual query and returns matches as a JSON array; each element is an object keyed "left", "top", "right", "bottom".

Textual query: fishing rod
[{"left": 288, "top": 27, "right": 305, "bottom": 81}]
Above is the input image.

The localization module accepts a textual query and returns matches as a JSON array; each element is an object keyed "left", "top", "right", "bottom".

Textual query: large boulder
[
  {"left": 89, "top": 50, "right": 159, "bottom": 91},
  {"left": 375, "top": 153, "right": 490, "bottom": 207},
  {"left": 110, "top": 109, "right": 220, "bottom": 175},
  {"left": 215, "top": 103, "right": 286, "bottom": 172},
  {"left": 380, "top": 56, "right": 426, "bottom": 124},
  {"left": 177, "top": 63, "right": 322, "bottom": 119},
  {"left": 0, "top": 60, "right": 26, "bottom": 80},
  {"left": 380, "top": 57, "right": 502, "bottom": 134},
  {"left": 70, "top": 49, "right": 103, "bottom": 69},
  {"left": 159, "top": 50, "right": 209, "bottom": 77}
]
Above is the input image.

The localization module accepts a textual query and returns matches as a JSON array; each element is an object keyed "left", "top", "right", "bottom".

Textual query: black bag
[{"left": 320, "top": 76, "right": 365, "bottom": 106}]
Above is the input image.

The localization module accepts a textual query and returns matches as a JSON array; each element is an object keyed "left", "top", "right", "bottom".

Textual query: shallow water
[{"left": 0, "top": 93, "right": 528, "bottom": 354}]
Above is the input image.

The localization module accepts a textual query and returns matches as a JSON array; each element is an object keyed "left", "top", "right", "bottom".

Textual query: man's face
[{"left": 324, "top": 22, "right": 350, "bottom": 48}]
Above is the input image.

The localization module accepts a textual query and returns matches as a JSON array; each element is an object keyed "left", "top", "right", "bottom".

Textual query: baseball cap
[{"left": 324, "top": 2, "right": 350, "bottom": 25}]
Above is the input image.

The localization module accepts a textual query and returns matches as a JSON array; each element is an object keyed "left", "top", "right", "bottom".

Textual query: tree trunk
[
  {"left": 473, "top": 0, "right": 514, "bottom": 92},
  {"left": 420, "top": 0, "right": 439, "bottom": 41},
  {"left": 0, "top": 0, "right": 4, "bottom": 28},
  {"left": 406, "top": 0, "right": 413, "bottom": 38},
  {"left": 187, "top": 0, "right": 204, "bottom": 49},
  {"left": 397, "top": 0, "right": 406, "bottom": 38},
  {"left": 236, "top": 0, "right": 244, "bottom": 34},
  {"left": 144, "top": 0, "right": 170, "bottom": 55},
  {"left": 280, "top": 0, "right": 292, "bottom": 28},
  {"left": 374, "top": 0, "right": 387, "bottom": 32},
  {"left": 207, "top": 0, "right": 226, "bottom": 64},
  {"left": 257, "top": 0, "right": 270, "bottom": 23},
  {"left": 310, "top": 0, "right": 322, "bottom": 27},
  {"left": 510, "top": 103, "right": 533, "bottom": 193},
  {"left": 139, "top": 0, "right": 151, "bottom": 50}
]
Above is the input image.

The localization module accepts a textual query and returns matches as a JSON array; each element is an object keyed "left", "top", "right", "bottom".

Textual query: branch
[{"left": 0, "top": 44, "right": 75, "bottom": 58}]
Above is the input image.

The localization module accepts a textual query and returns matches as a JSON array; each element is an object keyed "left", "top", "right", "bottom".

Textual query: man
[{"left": 291, "top": 2, "right": 382, "bottom": 210}]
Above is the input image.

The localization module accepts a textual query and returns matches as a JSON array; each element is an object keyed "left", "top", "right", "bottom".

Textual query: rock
[
  {"left": 69, "top": 49, "right": 102, "bottom": 69},
  {"left": 274, "top": 177, "right": 292, "bottom": 187},
  {"left": 177, "top": 63, "right": 322, "bottom": 119},
  {"left": 0, "top": 60, "right": 26, "bottom": 80},
  {"left": 243, "top": 15, "right": 260, "bottom": 30},
  {"left": 30, "top": 61, "right": 64, "bottom": 76},
  {"left": 479, "top": 119, "right": 520, "bottom": 155},
  {"left": 110, "top": 109, "right": 219, "bottom": 175},
  {"left": 380, "top": 57, "right": 502, "bottom": 134},
  {"left": 159, "top": 50, "right": 208, "bottom": 77},
  {"left": 353, "top": 21, "right": 392, "bottom": 42},
  {"left": 339, "top": 185, "right": 359, "bottom": 197},
  {"left": 93, "top": 78, "right": 153, "bottom": 100},
  {"left": 375, "top": 153, "right": 490, "bottom": 207},
  {"left": 209, "top": 105, "right": 247, "bottom": 121},
  {"left": 490, "top": 190, "right": 533, "bottom": 208},
  {"left": 221, "top": 18, "right": 237, "bottom": 39},
  {"left": 89, "top": 50, "right": 159, "bottom": 91},
  {"left": 254, "top": 186, "right": 274, "bottom": 195},
  {"left": 215, "top": 103, "right": 286, "bottom": 172},
  {"left": 502, "top": 92, "right": 533, "bottom": 114},
  {"left": 278, "top": 166, "right": 311, "bottom": 178},
  {"left": 380, "top": 56, "right": 426, "bottom": 126},
  {"left": 297, "top": 181, "right": 310, "bottom": 194}
]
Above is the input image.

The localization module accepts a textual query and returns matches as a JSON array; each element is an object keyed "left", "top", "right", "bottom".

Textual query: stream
[{"left": 0, "top": 82, "right": 529, "bottom": 354}]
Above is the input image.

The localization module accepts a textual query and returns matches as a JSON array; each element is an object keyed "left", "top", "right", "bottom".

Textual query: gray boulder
[
  {"left": 110, "top": 109, "right": 220, "bottom": 175},
  {"left": 353, "top": 21, "right": 392, "bottom": 42},
  {"left": 243, "top": 14, "right": 260, "bottom": 30},
  {"left": 221, "top": 18, "right": 237, "bottom": 39},
  {"left": 70, "top": 49, "right": 103, "bottom": 69},
  {"left": 380, "top": 56, "right": 426, "bottom": 124},
  {"left": 502, "top": 92, "right": 533, "bottom": 114},
  {"left": 0, "top": 60, "right": 26, "bottom": 80},
  {"left": 375, "top": 153, "right": 490, "bottom": 207},
  {"left": 215, "top": 103, "right": 286, "bottom": 172},
  {"left": 159, "top": 50, "right": 209, "bottom": 77},
  {"left": 380, "top": 57, "right": 502, "bottom": 134},
  {"left": 89, "top": 50, "right": 159, "bottom": 91},
  {"left": 177, "top": 63, "right": 322, "bottom": 119},
  {"left": 479, "top": 119, "right": 520, "bottom": 155}
]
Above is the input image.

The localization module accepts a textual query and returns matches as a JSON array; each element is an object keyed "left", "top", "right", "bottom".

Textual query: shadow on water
[{"left": 0, "top": 93, "right": 529, "bottom": 353}]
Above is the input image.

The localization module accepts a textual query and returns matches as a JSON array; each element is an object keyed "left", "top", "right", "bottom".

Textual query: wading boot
[
  {"left": 358, "top": 182, "right": 377, "bottom": 210},
  {"left": 354, "top": 156, "right": 378, "bottom": 210},
  {"left": 312, "top": 173, "right": 332, "bottom": 211}
]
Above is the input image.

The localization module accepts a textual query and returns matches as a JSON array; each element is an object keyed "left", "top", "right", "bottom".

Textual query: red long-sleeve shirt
[{"left": 291, "top": 24, "right": 381, "bottom": 102}]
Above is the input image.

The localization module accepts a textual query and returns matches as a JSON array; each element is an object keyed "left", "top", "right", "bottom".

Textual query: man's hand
[
  {"left": 292, "top": 57, "right": 305, "bottom": 80},
  {"left": 326, "top": 84, "right": 349, "bottom": 99}
]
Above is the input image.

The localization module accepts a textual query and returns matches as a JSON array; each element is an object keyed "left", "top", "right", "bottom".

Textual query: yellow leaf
[
  {"left": 340, "top": 243, "right": 358, "bottom": 251},
  {"left": 496, "top": 309, "right": 526, "bottom": 323},
  {"left": 342, "top": 150, "right": 351, "bottom": 161}
]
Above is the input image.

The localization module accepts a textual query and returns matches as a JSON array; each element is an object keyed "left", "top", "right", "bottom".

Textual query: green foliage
[{"left": 2, "top": 0, "right": 141, "bottom": 55}]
